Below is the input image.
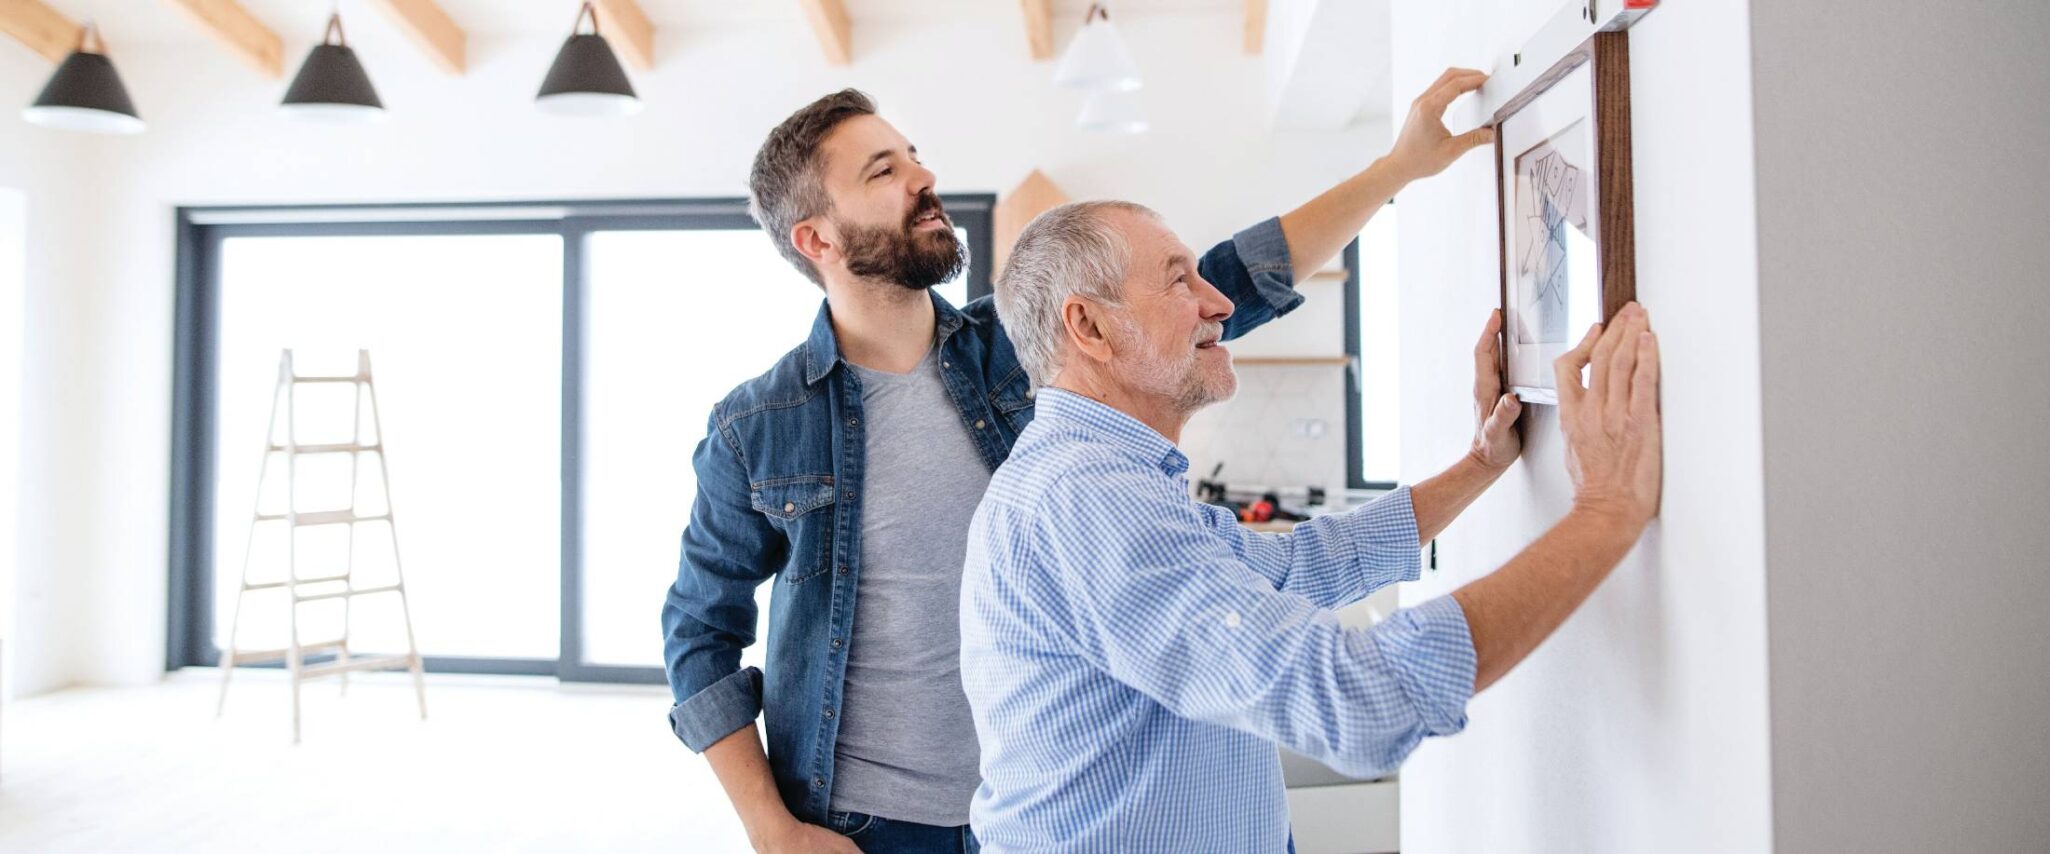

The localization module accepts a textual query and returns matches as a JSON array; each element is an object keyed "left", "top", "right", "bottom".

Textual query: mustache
[
  {"left": 1194, "top": 322, "right": 1224, "bottom": 345},
  {"left": 906, "top": 193, "right": 948, "bottom": 229}
]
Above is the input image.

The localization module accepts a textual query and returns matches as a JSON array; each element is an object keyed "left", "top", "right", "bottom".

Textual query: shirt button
[
  {"left": 846, "top": 417, "right": 858, "bottom": 427},
  {"left": 812, "top": 777, "right": 825, "bottom": 789},
  {"left": 974, "top": 420, "right": 986, "bottom": 429},
  {"left": 831, "top": 638, "right": 843, "bottom": 649},
  {"left": 836, "top": 564, "right": 849, "bottom": 576},
  {"left": 942, "top": 361, "right": 951, "bottom": 368},
  {"left": 844, "top": 489, "right": 855, "bottom": 500},
  {"left": 1225, "top": 611, "right": 1242, "bottom": 629},
  {"left": 783, "top": 502, "right": 796, "bottom": 513},
  {"left": 823, "top": 707, "right": 835, "bottom": 719},
  {"left": 1025, "top": 389, "right": 1035, "bottom": 399}
]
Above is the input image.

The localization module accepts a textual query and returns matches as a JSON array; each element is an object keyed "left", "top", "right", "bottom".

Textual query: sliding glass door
[
  {"left": 576, "top": 226, "right": 971, "bottom": 670},
  {"left": 211, "top": 232, "right": 563, "bottom": 663}
]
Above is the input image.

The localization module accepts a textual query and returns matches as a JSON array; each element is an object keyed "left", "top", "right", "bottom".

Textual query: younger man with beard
[{"left": 662, "top": 71, "right": 1494, "bottom": 853}]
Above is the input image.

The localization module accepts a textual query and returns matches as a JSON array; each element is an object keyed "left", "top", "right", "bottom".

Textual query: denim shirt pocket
[
  {"left": 749, "top": 475, "right": 838, "bottom": 584},
  {"left": 989, "top": 366, "right": 1036, "bottom": 433}
]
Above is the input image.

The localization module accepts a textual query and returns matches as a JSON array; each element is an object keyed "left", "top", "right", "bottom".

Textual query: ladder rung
[
  {"left": 227, "top": 639, "right": 347, "bottom": 664},
  {"left": 295, "top": 583, "right": 402, "bottom": 604},
  {"left": 266, "top": 443, "right": 382, "bottom": 455},
  {"left": 300, "top": 654, "right": 413, "bottom": 679},
  {"left": 289, "top": 375, "right": 365, "bottom": 384},
  {"left": 253, "top": 510, "right": 391, "bottom": 527},
  {"left": 242, "top": 573, "right": 354, "bottom": 591}
]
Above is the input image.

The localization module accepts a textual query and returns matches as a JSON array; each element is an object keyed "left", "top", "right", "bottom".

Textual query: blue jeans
[{"left": 826, "top": 810, "right": 979, "bottom": 853}]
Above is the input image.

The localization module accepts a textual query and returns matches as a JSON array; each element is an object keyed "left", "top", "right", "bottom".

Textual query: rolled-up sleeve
[
  {"left": 1200, "top": 216, "right": 1303, "bottom": 340},
  {"left": 1041, "top": 459, "right": 1475, "bottom": 779},
  {"left": 1199, "top": 486, "right": 1423, "bottom": 610},
  {"left": 669, "top": 667, "right": 764, "bottom": 751},
  {"left": 1366, "top": 594, "right": 1477, "bottom": 739}
]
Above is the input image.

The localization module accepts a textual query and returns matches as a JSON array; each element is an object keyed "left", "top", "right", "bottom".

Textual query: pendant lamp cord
[
  {"left": 77, "top": 20, "right": 103, "bottom": 54},
  {"left": 574, "top": 2, "right": 602, "bottom": 37},
  {"left": 323, "top": 13, "right": 348, "bottom": 47},
  {"left": 1086, "top": 3, "right": 1109, "bottom": 23}
]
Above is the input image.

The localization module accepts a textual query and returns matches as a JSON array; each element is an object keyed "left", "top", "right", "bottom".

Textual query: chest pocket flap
[{"left": 749, "top": 476, "right": 837, "bottom": 521}]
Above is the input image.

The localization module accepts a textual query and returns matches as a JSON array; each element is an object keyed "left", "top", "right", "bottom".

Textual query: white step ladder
[{"left": 216, "top": 349, "right": 428, "bottom": 743}]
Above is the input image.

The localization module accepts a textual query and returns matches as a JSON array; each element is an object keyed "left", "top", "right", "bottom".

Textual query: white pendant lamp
[
  {"left": 1054, "top": 3, "right": 1142, "bottom": 93},
  {"left": 1077, "top": 89, "right": 1147, "bottom": 134},
  {"left": 22, "top": 22, "right": 145, "bottom": 135}
]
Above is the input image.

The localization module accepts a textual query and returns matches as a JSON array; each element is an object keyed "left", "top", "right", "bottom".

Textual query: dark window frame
[
  {"left": 168, "top": 195, "right": 997, "bottom": 684},
  {"left": 1343, "top": 233, "right": 1398, "bottom": 492}
]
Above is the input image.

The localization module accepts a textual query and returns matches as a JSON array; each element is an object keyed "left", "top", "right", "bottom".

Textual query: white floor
[{"left": 0, "top": 669, "right": 755, "bottom": 852}]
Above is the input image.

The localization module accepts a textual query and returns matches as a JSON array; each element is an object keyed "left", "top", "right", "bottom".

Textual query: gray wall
[{"left": 1751, "top": 1, "right": 2050, "bottom": 850}]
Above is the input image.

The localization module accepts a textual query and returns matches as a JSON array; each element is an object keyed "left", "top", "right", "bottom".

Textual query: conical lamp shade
[
  {"left": 537, "top": 33, "right": 640, "bottom": 116},
  {"left": 1053, "top": 15, "right": 1141, "bottom": 92},
  {"left": 1077, "top": 89, "right": 1147, "bottom": 134},
  {"left": 23, "top": 50, "right": 144, "bottom": 135},
  {"left": 281, "top": 19, "right": 384, "bottom": 123}
]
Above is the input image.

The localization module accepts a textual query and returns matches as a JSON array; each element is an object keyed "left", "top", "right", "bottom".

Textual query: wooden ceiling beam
[
  {"left": 1020, "top": 0, "right": 1053, "bottom": 61},
  {"left": 366, "top": 0, "right": 466, "bottom": 75},
  {"left": 0, "top": 0, "right": 83, "bottom": 63},
  {"left": 1244, "top": 0, "right": 1267, "bottom": 55},
  {"left": 797, "top": 0, "right": 851, "bottom": 66},
  {"left": 588, "top": 0, "right": 654, "bottom": 71},
  {"left": 163, "top": 0, "right": 283, "bottom": 79}
]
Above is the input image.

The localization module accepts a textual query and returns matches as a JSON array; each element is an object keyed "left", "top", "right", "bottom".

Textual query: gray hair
[
  {"left": 748, "top": 89, "right": 877, "bottom": 288},
  {"left": 994, "top": 200, "right": 1160, "bottom": 386}
]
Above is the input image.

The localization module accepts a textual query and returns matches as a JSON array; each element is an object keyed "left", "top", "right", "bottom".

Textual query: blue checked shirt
[{"left": 959, "top": 389, "right": 1477, "bottom": 852}]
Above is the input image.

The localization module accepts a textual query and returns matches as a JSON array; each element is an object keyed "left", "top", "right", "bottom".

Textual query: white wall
[
  {"left": 0, "top": 10, "right": 1388, "bottom": 690},
  {"left": 1751, "top": 1, "right": 2050, "bottom": 849},
  {"left": 1390, "top": 1, "right": 1774, "bottom": 851},
  {"left": 0, "top": 44, "right": 108, "bottom": 699}
]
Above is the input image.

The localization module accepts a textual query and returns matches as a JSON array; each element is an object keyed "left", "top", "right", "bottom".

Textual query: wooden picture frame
[{"left": 1493, "top": 31, "right": 1635, "bottom": 405}]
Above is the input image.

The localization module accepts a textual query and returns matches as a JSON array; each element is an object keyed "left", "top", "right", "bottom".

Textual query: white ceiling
[{"left": 53, "top": 0, "right": 1243, "bottom": 46}]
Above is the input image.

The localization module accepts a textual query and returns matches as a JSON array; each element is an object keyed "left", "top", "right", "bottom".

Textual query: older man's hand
[
  {"left": 1468, "top": 310, "right": 1522, "bottom": 470},
  {"left": 1386, "top": 68, "right": 1495, "bottom": 182},
  {"left": 1555, "top": 303, "right": 1664, "bottom": 527}
]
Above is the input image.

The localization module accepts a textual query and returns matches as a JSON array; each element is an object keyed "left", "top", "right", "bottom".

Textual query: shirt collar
[
  {"left": 1032, "top": 388, "right": 1190, "bottom": 476},
  {"left": 801, "top": 290, "right": 968, "bottom": 386}
]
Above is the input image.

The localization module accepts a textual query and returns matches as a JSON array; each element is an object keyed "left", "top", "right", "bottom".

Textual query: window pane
[
  {"left": 214, "top": 234, "right": 563, "bottom": 661},
  {"left": 581, "top": 230, "right": 828, "bottom": 668},
  {"left": 1358, "top": 211, "right": 1401, "bottom": 484}
]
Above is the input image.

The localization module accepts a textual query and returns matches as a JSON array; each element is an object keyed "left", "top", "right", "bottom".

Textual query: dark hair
[{"left": 748, "top": 89, "right": 878, "bottom": 287}]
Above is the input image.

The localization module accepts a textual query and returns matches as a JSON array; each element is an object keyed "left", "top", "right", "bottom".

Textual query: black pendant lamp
[
  {"left": 22, "top": 22, "right": 144, "bottom": 135},
  {"left": 281, "top": 12, "right": 384, "bottom": 121},
  {"left": 536, "top": 2, "right": 640, "bottom": 117}
]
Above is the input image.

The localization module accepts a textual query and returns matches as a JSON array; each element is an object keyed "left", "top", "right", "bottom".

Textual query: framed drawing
[{"left": 1494, "top": 31, "right": 1635, "bottom": 404}]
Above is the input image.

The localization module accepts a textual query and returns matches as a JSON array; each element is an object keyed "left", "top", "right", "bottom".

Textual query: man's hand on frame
[
  {"left": 1469, "top": 309, "right": 1523, "bottom": 471},
  {"left": 1386, "top": 67, "right": 1495, "bottom": 182}
]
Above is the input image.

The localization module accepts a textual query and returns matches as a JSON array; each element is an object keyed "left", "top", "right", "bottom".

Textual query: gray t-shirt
[{"left": 830, "top": 346, "right": 992, "bottom": 826}]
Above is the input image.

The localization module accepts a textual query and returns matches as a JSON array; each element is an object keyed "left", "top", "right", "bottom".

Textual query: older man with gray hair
[{"left": 960, "top": 201, "right": 1665, "bottom": 851}]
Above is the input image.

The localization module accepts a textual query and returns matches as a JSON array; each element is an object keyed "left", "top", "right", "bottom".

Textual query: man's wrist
[
  {"left": 1463, "top": 445, "right": 1513, "bottom": 477},
  {"left": 1564, "top": 499, "right": 1649, "bottom": 544},
  {"left": 1370, "top": 154, "right": 1425, "bottom": 188},
  {"left": 744, "top": 811, "right": 803, "bottom": 847}
]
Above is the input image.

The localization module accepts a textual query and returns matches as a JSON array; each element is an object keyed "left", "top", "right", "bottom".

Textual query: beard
[
  {"left": 836, "top": 193, "right": 967, "bottom": 291},
  {"left": 1115, "top": 317, "right": 1236, "bottom": 414}
]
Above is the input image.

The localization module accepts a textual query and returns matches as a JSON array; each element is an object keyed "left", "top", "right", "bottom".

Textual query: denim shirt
[{"left": 661, "top": 217, "right": 1303, "bottom": 825}]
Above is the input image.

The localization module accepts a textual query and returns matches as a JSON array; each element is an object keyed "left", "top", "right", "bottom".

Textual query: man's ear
[
  {"left": 1062, "top": 296, "right": 1118, "bottom": 366},
  {"left": 791, "top": 218, "right": 836, "bottom": 271}
]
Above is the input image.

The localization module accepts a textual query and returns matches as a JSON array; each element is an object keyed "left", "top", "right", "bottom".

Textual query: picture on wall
[{"left": 1493, "top": 31, "right": 1635, "bottom": 404}]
